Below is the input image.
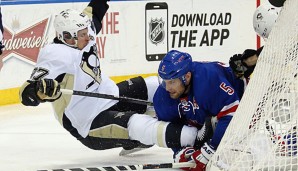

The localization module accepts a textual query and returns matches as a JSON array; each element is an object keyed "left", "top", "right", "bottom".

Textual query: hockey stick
[
  {"left": 37, "top": 162, "right": 195, "bottom": 171},
  {"left": 60, "top": 89, "right": 153, "bottom": 106}
]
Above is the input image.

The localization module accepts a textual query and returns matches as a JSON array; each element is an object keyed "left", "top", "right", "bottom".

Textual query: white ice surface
[{"left": 0, "top": 103, "right": 179, "bottom": 171}]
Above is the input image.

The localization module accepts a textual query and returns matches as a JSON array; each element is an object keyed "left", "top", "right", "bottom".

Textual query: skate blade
[{"left": 119, "top": 148, "right": 148, "bottom": 156}]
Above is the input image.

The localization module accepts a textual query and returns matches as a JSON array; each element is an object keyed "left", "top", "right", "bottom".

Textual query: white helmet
[
  {"left": 53, "top": 9, "right": 90, "bottom": 47},
  {"left": 253, "top": 4, "right": 281, "bottom": 39}
]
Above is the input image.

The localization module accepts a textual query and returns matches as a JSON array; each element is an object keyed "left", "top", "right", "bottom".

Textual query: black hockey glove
[
  {"left": 229, "top": 53, "right": 246, "bottom": 78},
  {"left": 37, "top": 79, "right": 61, "bottom": 102},
  {"left": 20, "top": 80, "right": 42, "bottom": 106},
  {"left": 229, "top": 47, "right": 263, "bottom": 79}
]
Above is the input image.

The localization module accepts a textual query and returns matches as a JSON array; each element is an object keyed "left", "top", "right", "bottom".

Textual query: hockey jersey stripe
[{"left": 217, "top": 101, "right": 239, "bottom": 119}]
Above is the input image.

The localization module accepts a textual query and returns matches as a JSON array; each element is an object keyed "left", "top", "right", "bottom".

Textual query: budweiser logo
[{"left": 2, "top": 18, "right": 50, "bottom": 63}]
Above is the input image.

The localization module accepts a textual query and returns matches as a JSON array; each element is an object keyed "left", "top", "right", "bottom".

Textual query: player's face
[
  {"left": 63, "top": 28, "right": 89, "bottom": 49},
  {"left": 163, "top": 78, "right": 185, "bottom": 99},
  {"left": 64, "top": 34, "right": 76, "bottom": 46},
  {"left": 77, "top": 28, "right": 90, "bottom": 50}
]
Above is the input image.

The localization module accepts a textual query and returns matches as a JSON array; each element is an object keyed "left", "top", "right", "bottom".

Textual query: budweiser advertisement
[{"left": 2, "top": 18, "right": 49, "bottom": 63}]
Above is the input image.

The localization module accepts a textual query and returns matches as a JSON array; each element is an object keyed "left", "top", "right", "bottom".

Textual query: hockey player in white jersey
[
  {"left": 19, "top": 0, "right": 208, "bottom": 155},
  {"left": 19, "top": 0, "right": 154, "bottom": 151}
]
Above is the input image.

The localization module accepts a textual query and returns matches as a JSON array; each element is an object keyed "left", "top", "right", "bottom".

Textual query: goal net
[{"left": 207, "top": 0, "right": 298, "bottom": 170}]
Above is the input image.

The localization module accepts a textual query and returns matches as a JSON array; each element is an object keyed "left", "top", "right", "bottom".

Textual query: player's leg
[
  {"left": 111, "top": 76, "right": 159, "bottom": 113},
  {"left": 62, "top": 111, "right": 148, "bottom": 150},
  {"left": 128, "top": 114, "right": 198, "bottom": 148},
  {"left": 143, "top": 75, "right": 160, "bottom": 102},
  {"left": 110, "top": 76, "right": 149, "bottom": 114}
]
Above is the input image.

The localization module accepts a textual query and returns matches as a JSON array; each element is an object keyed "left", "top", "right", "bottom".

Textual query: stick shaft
[
  {"left": 37, "top": 162, "right": 195, "bottom": 171},
  {"left": 60, "top": 89, "right": 153, "bottom": 106}
]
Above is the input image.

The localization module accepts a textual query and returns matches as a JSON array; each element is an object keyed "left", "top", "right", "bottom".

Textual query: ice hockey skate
[{"left": 119, "top": 143, "right": 153, "bottom": 156}]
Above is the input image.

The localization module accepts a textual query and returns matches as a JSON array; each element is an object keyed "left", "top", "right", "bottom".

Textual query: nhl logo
[{"left": 149, "top": 18, "right": 165, "bottom": 45}]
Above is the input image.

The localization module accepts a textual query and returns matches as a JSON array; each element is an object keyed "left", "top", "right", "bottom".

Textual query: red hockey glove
[
  {"left": 191, "top": 142, "right": 215, "bottom": 171},
  {"left": 174, "top": 147, "right": 195, "bottom": 171},
  {"left": 190, "top": 159, "right": 206, "bottom": 171}
]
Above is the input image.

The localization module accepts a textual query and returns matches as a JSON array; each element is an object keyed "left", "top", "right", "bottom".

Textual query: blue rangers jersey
[{"left": 154, "top": 61, "right": 247, "bottom": 149}]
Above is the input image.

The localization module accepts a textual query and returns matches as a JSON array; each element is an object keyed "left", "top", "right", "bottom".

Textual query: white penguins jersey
[{"left": 31, "top": 26, "right": 118, "bottom": 137}]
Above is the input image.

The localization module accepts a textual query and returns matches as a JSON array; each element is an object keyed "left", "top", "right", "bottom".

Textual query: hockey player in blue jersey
[{"left": 154, "top": 50, "right": 248, "bottom": 171}]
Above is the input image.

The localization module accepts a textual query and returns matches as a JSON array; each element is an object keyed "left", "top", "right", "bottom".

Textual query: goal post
[{"left": 207, "top": 0, "right": 298, "bottom": 170}]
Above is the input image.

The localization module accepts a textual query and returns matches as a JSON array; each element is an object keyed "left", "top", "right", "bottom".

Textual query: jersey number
[
  {"left": 220, "top": 82, "right": 234, "bottom": 95},
  {"left": 30, "top": 67, "right": 49, "bottom": 80}
]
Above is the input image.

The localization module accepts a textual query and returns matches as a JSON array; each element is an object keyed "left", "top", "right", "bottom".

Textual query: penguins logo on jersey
[{"left": 80, "top": 45, "right": 102, "bottom": 89}]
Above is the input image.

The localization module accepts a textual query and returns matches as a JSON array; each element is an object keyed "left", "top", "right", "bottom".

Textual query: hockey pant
[
  {"left": 61, "top": 76, "right": 157, "bottom": 150},
  {"left": 62, "top": 110, "right": 145, "bottom": 150},
  {"left": 128, "top": 114, "right": 198, "bottom": 148}
]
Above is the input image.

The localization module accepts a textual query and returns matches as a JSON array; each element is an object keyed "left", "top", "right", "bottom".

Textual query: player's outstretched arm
[
  {"left": 19, "top": 79, "right": 61, "bottom": 106},
  {"left": 83, "top": 0, "right": 110, "bottom": 34}
]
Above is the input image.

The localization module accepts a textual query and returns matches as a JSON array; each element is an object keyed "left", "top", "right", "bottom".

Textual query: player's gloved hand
[
  {"left": 229, "top": 46, "right": 263, "bottom": 79},
  {"left": 191, "top": 142, "right": 215, "bottom": 171},
  {"left": 229, "top": 53, "right": 247, "bottom": 78},
  {"left": 0, "top": 42, "right": 4, "bottom": 55},
  {"left": 174, "top": 147, "right": 195, "bottom": 171},
  {"left": 36, "top": 79, "right": 61, "bottom": 101}
]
